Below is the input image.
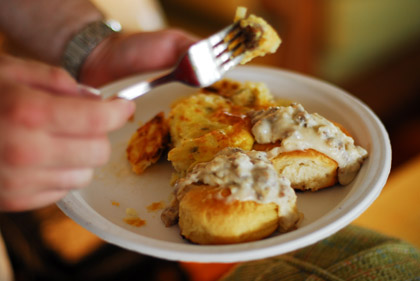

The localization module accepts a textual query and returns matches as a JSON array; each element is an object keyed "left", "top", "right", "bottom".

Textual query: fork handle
[
  {"left": 77, "top": 71, "right": 176, "bottom": 100},
  {"left": 100, "top": 72, "right": 176, "bottom": 100}
]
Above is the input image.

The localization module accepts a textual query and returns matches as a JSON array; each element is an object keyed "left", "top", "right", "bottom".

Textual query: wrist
[{"left": 62, "top": 19, "right": 121, "bottom": 80}]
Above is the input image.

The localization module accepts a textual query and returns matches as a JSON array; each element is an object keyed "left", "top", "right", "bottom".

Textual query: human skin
[
  {"left": 0, "top": 0, "right": 195, "bottom": 211},
  {"left": 0, "top": 55, "right": 135, "bottom": 211}
]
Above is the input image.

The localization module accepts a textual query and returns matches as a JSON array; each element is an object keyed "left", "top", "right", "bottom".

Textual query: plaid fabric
[{"left": 221, "top": 225, "right": 420, "bottom": 281}]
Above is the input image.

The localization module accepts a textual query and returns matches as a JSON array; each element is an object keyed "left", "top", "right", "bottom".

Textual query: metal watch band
[{"left": 62, "top": 20, "right": 121, "bottom": 79}]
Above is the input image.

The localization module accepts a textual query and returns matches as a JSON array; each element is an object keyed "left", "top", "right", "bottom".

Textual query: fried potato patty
[{"left": 126, "top": 112, "right": 169, "bottom": 174}]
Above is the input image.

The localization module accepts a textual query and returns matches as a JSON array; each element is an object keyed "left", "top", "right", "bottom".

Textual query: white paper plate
[{"left": 58, "top": 65, "right": 391, "bottom": 263}]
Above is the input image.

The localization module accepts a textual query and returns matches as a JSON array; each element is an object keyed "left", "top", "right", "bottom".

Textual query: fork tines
[{"left": 210, "top": 23, "right": 247, "bottom": 71}]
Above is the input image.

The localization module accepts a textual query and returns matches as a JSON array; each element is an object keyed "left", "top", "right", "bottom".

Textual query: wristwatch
[{"left": 62, "top": 19, "right": 122, "bottom": 79}]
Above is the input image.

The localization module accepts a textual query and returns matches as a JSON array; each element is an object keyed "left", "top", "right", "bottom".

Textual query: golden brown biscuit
[
  {"left": 250, "top": 103, "right": 368, "bottom": 187},
  {"left": 178, "top": 185, "right": 279, "bottom": 244},
  {"left": 162, "top": 147, "right": 301, "bottom": 245},
  {"left": 254, "top": 142, "right": 339, "bottom": 191},
  {"left": 271, "top": 149, "right": 338, "bottom": 191}
]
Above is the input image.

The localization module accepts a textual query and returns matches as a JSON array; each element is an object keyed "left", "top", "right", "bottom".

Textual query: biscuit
[
  {"left": 162, "top": 147, "right": 301, "bottom": 244},
  {"left": 178, "top": 185, "right": 279, "bottom": 244},
  {"left": 271, "top": 149, "right": 338, "bottom": 191},
  {"left": 250, "top": 103, "right": 368, "bottom": 186}
]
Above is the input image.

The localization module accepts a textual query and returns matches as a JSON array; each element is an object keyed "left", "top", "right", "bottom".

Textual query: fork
[{"left": 80, "top": 23, "right": 246, "bottom": 100}]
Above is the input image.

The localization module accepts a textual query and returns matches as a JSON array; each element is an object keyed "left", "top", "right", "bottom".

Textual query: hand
[
  {"left": 0, "top": 55, "right": 135, "bottom": 211},
  {"left": 79, "top": 29, "right": 197, "bottom": 87}
]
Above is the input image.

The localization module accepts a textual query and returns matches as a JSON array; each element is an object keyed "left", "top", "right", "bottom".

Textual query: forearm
[{"left": 0, "top": 0, "right": 103, "bottom": 65}]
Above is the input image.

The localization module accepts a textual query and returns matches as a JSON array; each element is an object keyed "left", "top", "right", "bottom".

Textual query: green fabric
[{"left": 221, "top": 225, "right": 420, "bottom": 281}]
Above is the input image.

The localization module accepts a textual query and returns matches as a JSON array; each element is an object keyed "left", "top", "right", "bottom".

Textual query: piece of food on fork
[{"left": 233, "top": 6, "right": 281, "bottom": 64}]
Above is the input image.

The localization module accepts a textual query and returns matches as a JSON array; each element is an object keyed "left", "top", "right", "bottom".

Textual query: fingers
[
  {"left": 0, "top": 190, "right": 69, "bottom": 212},
  {"left": 0, "top": 55, "right": 136, "bottom": 136},
  {"left": 0, "top": 82, "right": 135, "bottom": 135},
  {"left": 0, "top": 125, "right": 112, "bottom": 168},
  {"left": 0, "top": 168, "right": 93, "bottom": 192},
  {"left": 0, "top": 54, "right": 79, "bottom": 96},
  {"left": 0, "top": 55, "right": 135, "bottom": 212},
  {"left": 0, "top": 168, "right": 93, "bottom": 211},
  {"left": 45, "top": 97, "right": 135, "bottom": 136}
]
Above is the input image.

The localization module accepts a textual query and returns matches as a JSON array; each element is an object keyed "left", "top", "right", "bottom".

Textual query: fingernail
[{"left": 72, "top": 169, "right": 94, "bottom": 188}]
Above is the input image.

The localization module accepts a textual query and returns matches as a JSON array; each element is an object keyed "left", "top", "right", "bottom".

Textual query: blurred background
[{"left": 1, "top": 0, "right": 419, "bottom": 280}]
